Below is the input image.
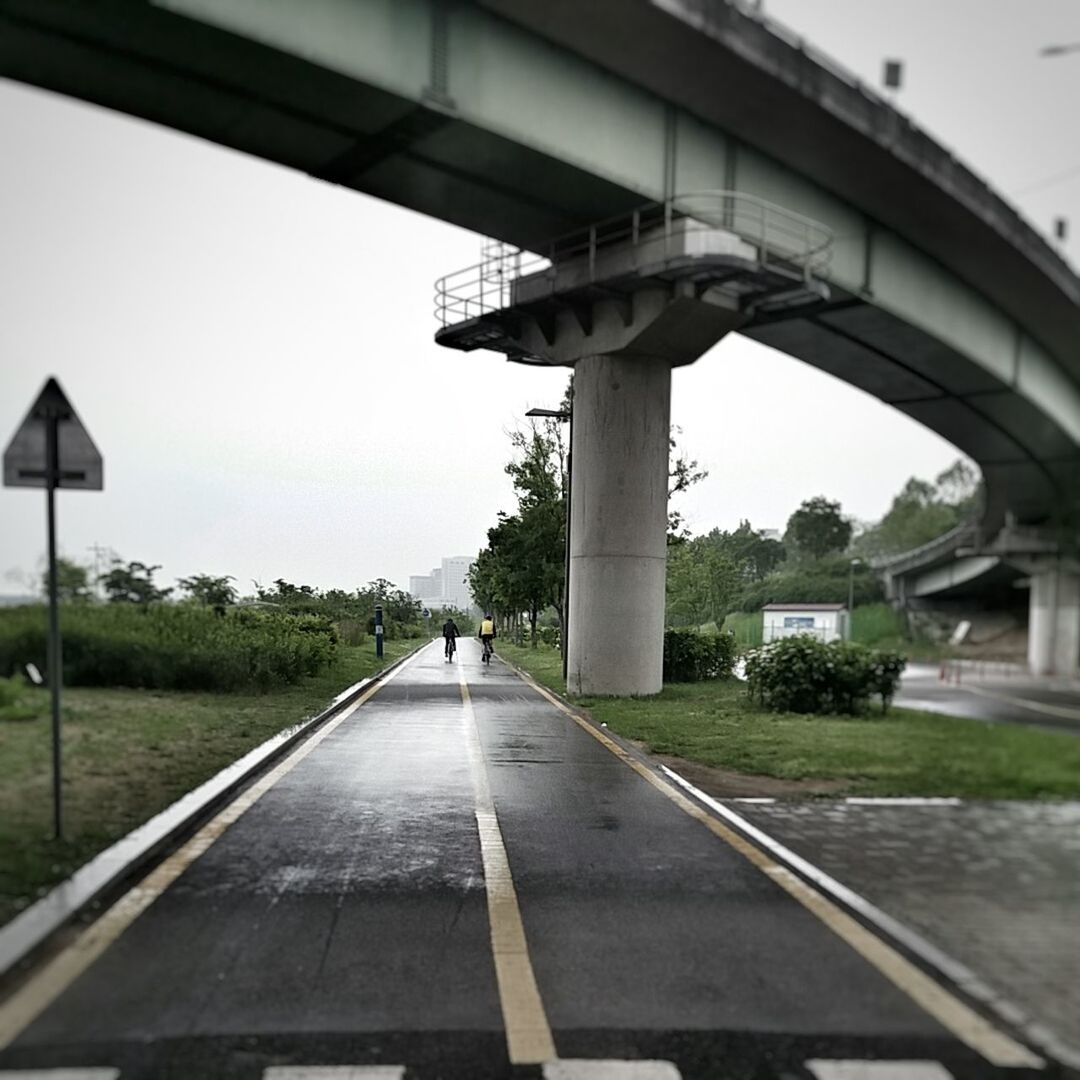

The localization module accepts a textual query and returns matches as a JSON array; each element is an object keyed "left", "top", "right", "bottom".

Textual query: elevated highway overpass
[{"left": 3, "top": 0, "right": 1078, "bottom": 685}]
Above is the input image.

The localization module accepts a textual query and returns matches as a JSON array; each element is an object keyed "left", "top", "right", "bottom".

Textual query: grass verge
[
  {"left": 498, "top": 642, "right": 1080, "bottom": 801},
  {"left": 0, "top": 639, "right": 418, "bottom": 927}
]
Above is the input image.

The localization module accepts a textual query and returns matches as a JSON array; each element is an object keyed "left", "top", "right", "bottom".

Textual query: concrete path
[
  {"left": 0, "top": 642, "right": 1059, "bottom": 1079},
  {"left": 897, "top": 665, "right": 1080, "bottom": 735}
]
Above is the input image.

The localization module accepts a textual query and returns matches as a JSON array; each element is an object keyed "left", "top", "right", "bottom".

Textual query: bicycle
[
  {"left": 481, "top": 637, "right": 494, "bottom": 664},
  {"left": 444, "top": 636, "right": 456, "bottom": 662}
]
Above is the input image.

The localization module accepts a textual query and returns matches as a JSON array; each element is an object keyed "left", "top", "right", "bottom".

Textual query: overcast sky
[{"left": 2, "top": 1, "right": 1079, "bottom": 598}]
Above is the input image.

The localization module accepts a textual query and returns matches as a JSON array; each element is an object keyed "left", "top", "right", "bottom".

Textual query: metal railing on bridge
[{"left": 433, "top": 190, "right": 833, "bottom": 328}]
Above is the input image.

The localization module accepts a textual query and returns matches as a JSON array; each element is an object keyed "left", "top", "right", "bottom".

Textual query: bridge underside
[
  {"left": 745, "top": 305, "right": 1078, "bottom": 530},
  {"left": 2, "top": 0, "right": 1077, "bottom": 531}
]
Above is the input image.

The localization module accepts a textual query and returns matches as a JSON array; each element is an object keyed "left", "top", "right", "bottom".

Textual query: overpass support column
[
  {"left": 567, "top": 354, "right": 671, "bottom": 696},
  {"left": 1028, "top": 565, "right": 1080, "bottom": 676}
]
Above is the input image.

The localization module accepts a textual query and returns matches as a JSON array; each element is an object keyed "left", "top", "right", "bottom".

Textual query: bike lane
[
  {"left": 0, "top": 643, "right": 507, "bottom": 1078},
  {"left": 469, "top": 653, "right": 1047, "bottom": 1079},
  {"left": 0, "top": 640, "right": 1055, "bottom": 1079}
]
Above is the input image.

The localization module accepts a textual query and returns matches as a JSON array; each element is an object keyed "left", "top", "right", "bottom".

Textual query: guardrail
[{"left": 434, "top": 190, "right": 833, "bottom": 328}]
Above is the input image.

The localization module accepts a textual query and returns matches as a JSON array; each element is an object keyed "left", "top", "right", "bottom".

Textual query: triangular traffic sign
[{"left": 3, "top": 377, "right": 103, "bottom": 490}]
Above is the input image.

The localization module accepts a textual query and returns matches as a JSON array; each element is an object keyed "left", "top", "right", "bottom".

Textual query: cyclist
[
  {"left": 442, "top": 616, "right": 459, "bottom": 661},
  {"left": 478, "top": 614, "right": 496, "bottom": 663}
]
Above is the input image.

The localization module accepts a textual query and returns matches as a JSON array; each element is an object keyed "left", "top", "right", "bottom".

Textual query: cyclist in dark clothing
[{"left": 442, "top": 617, "right": 459, "bottom": 661}]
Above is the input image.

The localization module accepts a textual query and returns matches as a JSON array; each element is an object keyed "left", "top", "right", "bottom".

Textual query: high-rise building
[
  {"left": 441, "top": 556, "right": 473, "bottom": 612},
  {"left": 407, "top": 556, "right": 476, "bottom": 613},
  {"left": 409, "top": 575, "right": 433, "bottom": 599}
]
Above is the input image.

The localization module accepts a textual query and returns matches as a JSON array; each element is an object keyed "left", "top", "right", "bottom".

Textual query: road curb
[
  {"left": 0, "top": 640, "right": 428, "bottom": 981},
  {"left": 499, "top": 653, "right": 1074, "bottom": 1072},
  {"left": 660, "top": 764, "right": 1080, "bottom": 1072}
]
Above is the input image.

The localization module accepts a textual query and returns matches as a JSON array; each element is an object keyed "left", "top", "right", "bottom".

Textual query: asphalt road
[
  {"left": 896, "top": 666, "right": 1080, "bottom": 735},
  {"left": 0, "top": 642, "right": 1059, "bottom": 1079}
]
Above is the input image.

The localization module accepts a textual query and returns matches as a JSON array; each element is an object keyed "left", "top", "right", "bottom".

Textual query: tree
[
  {"left": 665, "top": 537, "right": 741, "bottom": 627},
  {"left": 785, "top": 497, "right": 852, "bottom": 560},
  {"left": 472, "top": 378, "right": 710, "bottom": 646},
  {"left": 852, "top": 459, "right": 982, "bottom": 559},
  {"left": 178, "top": 574, "right": 237, "bottom": 613},
  {"left": 100, "top": 560, "right": 173, "bottom": 604},
  {"left": 42, "top": 557, "right": 93, "bottom": 602},
  {"left": 668, "top": 426, "right": 709, "bottom": 543},
  {"left": 935, "top": 458, "right": 981, "bottom": 513}
]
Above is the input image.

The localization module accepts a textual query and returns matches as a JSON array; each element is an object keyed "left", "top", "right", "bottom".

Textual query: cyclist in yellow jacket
[{"left": 478, "top": 615, "right": 496, "bottom": 662}]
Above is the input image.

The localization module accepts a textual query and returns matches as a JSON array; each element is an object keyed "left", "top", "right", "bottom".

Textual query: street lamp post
[
  {"left": 525, "top": 405, "right": 572, "bottom": 681},
  {"left": 847, "top": 558, "right": 862, "bottom": 640}
]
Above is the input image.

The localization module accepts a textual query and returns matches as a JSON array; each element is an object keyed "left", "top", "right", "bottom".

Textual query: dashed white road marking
[
  {"left": 263, "top": 1067, "right": 405, "bottom": 1079},
  {"left": 0, "top": 1071, "right": 120, "bottom": 1079},
  {"left": 806, "top": 1061, "right": 953, "bottom": 1079},
  {"left": 844, "top": 798, "right": 961, "bottom": 806},
  {"left": 543, "top": 1062, "right": 681, "bottom": 1079}
]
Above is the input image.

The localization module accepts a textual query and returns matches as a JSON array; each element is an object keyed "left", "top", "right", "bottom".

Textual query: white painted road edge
[
  {"left": 844, "top": 798, "right": 962, "bottom": 806},
  {"left": 659, "top": 764, "right": 1080, "bottom": 1072}
]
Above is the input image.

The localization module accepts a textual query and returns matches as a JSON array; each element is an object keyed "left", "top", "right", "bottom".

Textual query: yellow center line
[
  {"left": 0, "top": 649, "right": 424, "bottom": 1050},
  {"left": 458, "top": 665, "right": 556, "bottom": 1066},
  {"left": 514, "top": 668, "right": 1042, "bottom": 1071}
]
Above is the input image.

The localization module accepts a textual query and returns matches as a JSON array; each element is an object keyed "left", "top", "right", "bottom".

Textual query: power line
[{"left": 1011, "top": 161, "right": 1080, "bottom": 197}]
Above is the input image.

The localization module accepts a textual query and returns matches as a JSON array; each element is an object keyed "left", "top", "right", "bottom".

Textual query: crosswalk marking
[
  {"left": 543, "top": 1062, "right": 682, "bottom": 1079},
  {"left": 806, "top": 1061, "right": 954, "bottom": 1079},
  {"left": 262, "top": 1068, "right": 406, "bottom": 1079}
]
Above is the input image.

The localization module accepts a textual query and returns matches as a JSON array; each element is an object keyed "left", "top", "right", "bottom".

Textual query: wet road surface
[
  {"left": 0, "top": 641, "right": 1058, "bottom": 1079},
  {"left": 896, "top": 666, "right": 1080, "bottom": 735}
]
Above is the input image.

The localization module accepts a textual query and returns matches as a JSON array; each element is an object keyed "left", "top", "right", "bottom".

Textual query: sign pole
[
  {"left": 45, "top": 409, "right": 63, "bottom": 841},
  {"left": 4, "top": 377, "right": 104, "bottom": 843}
]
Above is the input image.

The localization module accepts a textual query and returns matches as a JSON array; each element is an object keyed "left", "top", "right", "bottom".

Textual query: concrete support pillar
[
  {"left": 567, "top": 354, "right": 671, "bottom": 696},
  {"left": 1028, "top": 565, "right": 1080, "bottom": 676}
]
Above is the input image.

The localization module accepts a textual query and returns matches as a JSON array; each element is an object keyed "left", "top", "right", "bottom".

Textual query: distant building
[
  {"left": 762, "top": 602, "right": 848, "bottom": 643},
  {"left": 441, "top": 556, "right": 473, "bottom": 611},
  {"left": 409, "top": 575, "right": 433, "bottom": 599},
  {"left": 409, "top": 556, "right": 476, "bottom": 613}
]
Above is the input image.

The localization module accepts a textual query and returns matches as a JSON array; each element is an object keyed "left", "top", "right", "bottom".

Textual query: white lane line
[
  {"left": 733, "top": 797, "right": 776, "bottom": 804},
  {"left": 458, "top": 668, "right": 556, "bottom": 1066},
  {"left": 263, "top": 1068, "right": 405, "bottom": 1079},
  {"left": 844, "top": 798, "right": 961, "bottom": 806},
  {"left": 963, "top": 683, "right": 1080, "bottom": 722},
  {"left": 544, "top": 1062, "right": 681, "bottom": 1078},
  {"left": 0, "top": 1071, "right": 120, "bottom": 1079},
  {"left": 660, "top": 766, "right": 1045, "bottom": 1070},
  {"left": 0, "top": 649, "right": 425, "bottom": 1051},
  {"left": 806, "top": 1062, "right": 953, "bottom": 1079}
]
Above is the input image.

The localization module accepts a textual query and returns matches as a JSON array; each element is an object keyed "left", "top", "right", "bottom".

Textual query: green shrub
[
  {"left": 744, "top": 635, "right": 905, "bottom": 715},
  {"left": 539, "top": 625, "right": 560, "bottom": 648},
  {"left": 663, "top": 628, "right": 737, "bottom": 682},
  {"left": 851, "top": 602, "right": 906, "bottom": 646},
  {"left": 0, "top": 604, "right": 336, "bottom": 693},
  {"left": 722, "top": 611, "right": 764, "bottom": 649},
  {"left": 0, "top": 674, "right": 37, "bottom": 722},
  {"left": 335, "top": 618, "right": 368, "bottom": 646}
]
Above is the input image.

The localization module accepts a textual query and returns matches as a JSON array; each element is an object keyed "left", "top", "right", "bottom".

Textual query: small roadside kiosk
[{"left": 762, "top": 602, "right": 849, "bottom": 644}]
